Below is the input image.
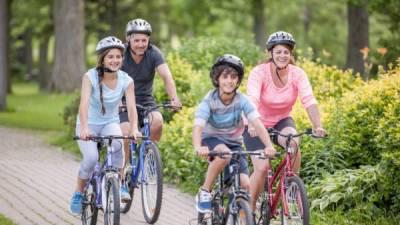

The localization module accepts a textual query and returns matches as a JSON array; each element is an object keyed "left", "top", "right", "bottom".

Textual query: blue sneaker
[
  {"left": 69, "top": 192, "right": 83, "bottom": 215},
  {"left": 196, "top": 189, "right": 211, "bottom": 213},
  {"left": 120, "top": 184, "right": 131, "bottom": 202}
]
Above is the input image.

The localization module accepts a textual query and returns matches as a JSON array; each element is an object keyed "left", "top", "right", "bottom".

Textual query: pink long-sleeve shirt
[{"left": 247, "top": 62, "right": 317, "bottom": 128}]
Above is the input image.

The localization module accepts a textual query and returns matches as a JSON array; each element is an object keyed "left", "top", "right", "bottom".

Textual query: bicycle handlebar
[
  {"left": 207, "top": 150, "right": 281, "bottom": 159},
  {"left": 119, "top": 101, "right": 182, "bottom": 114},
  {"left": 267, "top": 128, "right": 326, "bottom": 139},
  {"left": 73, "top": 135, "right": 136, "bottom": 141}
]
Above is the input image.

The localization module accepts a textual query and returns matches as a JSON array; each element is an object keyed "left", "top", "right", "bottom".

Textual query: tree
[
  {"left": 346, "top": 0, "right": 369, "bottom": 79},
  {"left": 51, "top": 0, "right": 85, "bottom": 91},
  {"left": 0, "top": 0, "right": 10, "bottom": 110},
  {"left": 252, "top": 0, "right": 266, "bottom": 49}
]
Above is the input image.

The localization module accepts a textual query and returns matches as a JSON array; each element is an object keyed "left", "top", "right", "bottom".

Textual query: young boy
[{"left": 193, "top": 54, "right": 277, "bottom": 213}]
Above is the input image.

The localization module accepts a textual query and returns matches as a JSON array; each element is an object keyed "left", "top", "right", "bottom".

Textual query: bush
[{"left": 174, "top": 36, "right": 264, "bottom": 72}]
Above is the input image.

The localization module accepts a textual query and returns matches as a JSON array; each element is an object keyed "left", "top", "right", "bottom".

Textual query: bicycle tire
[
  {"left": 104, "top": 175, "right": 120, "bottom": 225},
  {"left": 226, "top": 197, "right": 254, "bottom": 225},
  {"left": 198, "top": 212, "right": 210, "bottom": 225},
  {"left": 280, "top": 176, "right": 309, "bottom": 225},
  {"left": 211, "top": 195, "right": 225, "bottom": 225},
  {"left": 256, "top": 178, "right": 270, "bottom": 225},
  {"left": 81, "top": 179, "right": 98, "bottom": 225},
  {"left": 141, "top": 143, "right": 163, "bottom": 224},
  {"left": 121, "top": 146, "right": 140, "bottom": 214}
]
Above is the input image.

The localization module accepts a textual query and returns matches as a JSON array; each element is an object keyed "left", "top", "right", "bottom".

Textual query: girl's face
[
  {"left": 218, "top": 69, "right": 239, "bottom": 94},
  {"left": 270, "top": 44, "right": 292, "bottom": 68},
  {"left": 103, "top": 48, "right": 123, "bottom": 71},
  {"left": 129, "top": 33, "right": 149, "bottom": 56}
]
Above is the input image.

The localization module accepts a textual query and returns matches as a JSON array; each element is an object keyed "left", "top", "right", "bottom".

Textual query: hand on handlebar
[
  {"left": 195, "top": 146, "right": 210, "bottom": 158},
  {"left": 313, "top": 127, "right": 327, "bottom": 138},
  {"left": 169, "top": 99, "right": 182, "bottom": 111},
  {"left": 79, "top": 126, "right": 91, "bottom": 140},
  {"left": 129, "top": 128, "right": 142, "bottom": 140},
  {"left": 264, "top": 145, "right": 278, "bottom": 158}
]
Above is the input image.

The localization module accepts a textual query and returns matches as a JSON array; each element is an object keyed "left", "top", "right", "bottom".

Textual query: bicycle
[
  {"left": 255, "top": 128, "right": 322, "bottom": 225},
  {"left": 120, "top": 102, "right": 179, "bottom": 224},
  {"left": 74, "top": 135, "right": 133, "bottom": 225},
  {"left": 197, "top": 150, "right": 270, "bottom": 225}
]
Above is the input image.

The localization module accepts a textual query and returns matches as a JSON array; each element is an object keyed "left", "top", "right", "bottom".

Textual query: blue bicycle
[
  {"left": 74, "top": 135, "right": 133, "bottom": 225},
  {"left": 120, "top": 103, "right": 178, "bottom": 224}
]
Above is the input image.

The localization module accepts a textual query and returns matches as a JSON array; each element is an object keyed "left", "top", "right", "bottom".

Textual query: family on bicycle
[{"left": 69, "top": 17, "right": 326, "bottom": 225}]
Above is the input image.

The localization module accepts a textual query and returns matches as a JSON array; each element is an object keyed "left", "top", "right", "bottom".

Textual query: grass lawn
[
  {"left": 0, "top": 214, "right": 16, "bottom": 225},
  {"left": 0, "top": 82, "right": 77, "bottom": 131}
]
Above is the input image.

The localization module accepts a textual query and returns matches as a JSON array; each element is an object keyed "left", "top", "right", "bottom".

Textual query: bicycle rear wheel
[
  {"left": 81, "top": 179, "right": 98, "bottom": 225},
  {"left": 280, "top": 176, "right": 309, "bottom": 225},
  {"left": 226, "top": 197, "right": 253, "bottom": 225},
  {"left": 141, "top": 143, "right": 163, "bottom": 224},
  {"left": 104, "top": 175, "right": 120, "bottom": 225}
]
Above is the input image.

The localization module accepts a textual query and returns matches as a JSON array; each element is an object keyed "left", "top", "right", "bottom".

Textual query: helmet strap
[{"left": 103, "top": 67, "right": 117, "bottom": 73}]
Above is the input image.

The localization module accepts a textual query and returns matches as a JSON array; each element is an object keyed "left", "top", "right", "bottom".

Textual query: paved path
[{"left": 0, "top": 127, "right": 198, "bottom": 225}]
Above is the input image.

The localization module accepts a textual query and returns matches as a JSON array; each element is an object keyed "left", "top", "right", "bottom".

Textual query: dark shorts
[
  {"left": 119, "top": 95, "right": 159, "bottom": 127},
  {"left": 202, "top": 137, "right": 249, "bottom": 177},
  {"left": 243, "top": 117, "right": 296, "bottom": 151}
]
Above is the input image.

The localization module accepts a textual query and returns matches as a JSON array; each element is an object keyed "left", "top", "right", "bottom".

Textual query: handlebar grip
[{"left": 73, "top": 136, "right": 80, "bottom": 140}]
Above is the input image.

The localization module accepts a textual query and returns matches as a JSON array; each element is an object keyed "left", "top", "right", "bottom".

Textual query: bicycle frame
[{"left": 127, "top": 115, "right": 152, "bottom": 187}]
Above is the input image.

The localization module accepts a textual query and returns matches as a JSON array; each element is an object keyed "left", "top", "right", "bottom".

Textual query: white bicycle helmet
[
  {"left": 266, "top": 31, "right": 296, "bottom": 50},
  {"left": 95, "top": 36, "right": 125, "bottom": 54},
  {"left": 125, "top": 18, "right": 152, "bottom": 36}
]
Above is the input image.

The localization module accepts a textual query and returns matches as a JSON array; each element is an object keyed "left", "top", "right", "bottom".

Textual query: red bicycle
[{"left": 255, "top": 128, "right": 321, "bottom": 225}]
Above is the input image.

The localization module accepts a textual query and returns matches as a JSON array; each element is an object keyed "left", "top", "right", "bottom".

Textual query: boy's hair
[{"left": 210, "top": 54, "right": 244, "bottom": 88}]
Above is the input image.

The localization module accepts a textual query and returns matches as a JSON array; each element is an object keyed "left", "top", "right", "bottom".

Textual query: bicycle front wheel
[
  {"left": 141, "top": 143, "right": 163, "bottom": 224},
  {"left": 104, "top": 175, "right": 120, "bottom": 225},
  {"left": 281, "top": 176, "right": 309, "bottom": 225},
  {"left": 256, "top": 179, "right": 270, "bottom": 225},
  {"left": 226, "top": 197, "right": 253, "bottom": 225},
  {"left": 81, "top": 179, "right": 98, "bottom": 225}
]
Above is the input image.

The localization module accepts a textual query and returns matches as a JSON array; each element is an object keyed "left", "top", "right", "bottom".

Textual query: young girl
[
  {"left": 193, "top": 54, "right": 276, "bottom": 213},
  {"left": 70, "top": 36, "right": 140, "bottom": 215}
]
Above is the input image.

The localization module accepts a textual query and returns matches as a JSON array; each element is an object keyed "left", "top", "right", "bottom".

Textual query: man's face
[{"left": 128, "top": 33, "right": 149, "bottom": 56}]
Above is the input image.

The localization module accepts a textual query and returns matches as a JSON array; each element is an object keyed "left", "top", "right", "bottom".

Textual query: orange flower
[
  {"left": 377, "top": 47, "right": 387, "bottom": 57},
  {"left": 360, "top": 47, "right": 369, "bottom": 60}
]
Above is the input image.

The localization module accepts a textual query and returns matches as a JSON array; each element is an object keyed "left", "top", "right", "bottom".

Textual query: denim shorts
[
  {"left": 243, "top": 117, "right": 296, "bottom": 151},
  {"left": 202, "top": 137, "right": 249, "bottom": 176}
]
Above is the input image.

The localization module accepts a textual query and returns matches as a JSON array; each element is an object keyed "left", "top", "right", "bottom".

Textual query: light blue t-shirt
[
  {"left": 77, "top": 68, "right": 133, "bottom": 125},
  {"left": 194, "top": 89, "right": 260, "bottom": 145}
]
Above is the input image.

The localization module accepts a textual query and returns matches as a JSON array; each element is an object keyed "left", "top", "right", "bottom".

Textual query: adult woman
[
  {"left": 69, "top": 36, "right": 140, "bottom": 215},
  {"left": 243, "top": 31, "right": 327, "bottom": 211}
]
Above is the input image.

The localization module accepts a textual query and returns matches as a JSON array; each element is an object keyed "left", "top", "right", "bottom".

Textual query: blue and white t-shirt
[
  {"left": 77, "top": 68, "right": 133, "bottom": 125},
  {"left": 194, "top": 89, "right": 260, "bottom": 145}
]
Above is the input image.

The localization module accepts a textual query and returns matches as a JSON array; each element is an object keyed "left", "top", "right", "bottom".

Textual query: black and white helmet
[
  {"left": 95, "top": 36, "right": 125, "bottom": 54},
  {"left": 210, "top": 54, "right": 245, "bottom": 88},
  {"left": 126, "top": 18, "right": 152, "bottom": 36},
  {"left": 266, "top": 31, "right": 296, "bottom": 51}
]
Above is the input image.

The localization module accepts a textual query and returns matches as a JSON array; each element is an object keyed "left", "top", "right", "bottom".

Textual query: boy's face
[{"left": 218, "top": 69, "right": 239, "bottom": 94}]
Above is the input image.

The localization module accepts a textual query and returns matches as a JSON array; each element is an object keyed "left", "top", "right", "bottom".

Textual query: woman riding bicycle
[
  {"left": 193, "top": 54, "right": 276, "bottom": 214},
  {"left": 243, "top": 31, "right": 327, "bottom": 211},
  {"left": 69, "top": 36, "right": 140, "bottom": 215}
]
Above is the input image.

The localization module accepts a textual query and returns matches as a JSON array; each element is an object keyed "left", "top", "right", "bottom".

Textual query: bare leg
[
  {"left": 120, "top": 122, "right": 130, "bottom": 181},
  {"left": 277, "top": 127, "right": 301, "bottom": 173},
  {"left": 249, "top": 156, "right": 269, "bottom": 211},
  {"left": 202, "top": 144, "right": 231, "bottom": 191},
  {"left": 148, "top": 111, "right": 163, "bottom": 142},
  {"left": 75, "top": 177, "right": 87, "bottom": 193}
]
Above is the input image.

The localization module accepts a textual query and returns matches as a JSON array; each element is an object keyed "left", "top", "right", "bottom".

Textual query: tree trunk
[
  {"left": 0, "top": 0, "right": 10, "bottom": 110},
  {"left": 38, "top": 33, "right": 51, "bottom": 91},
  {"left": 23, "top": 27, "right": 34, "bottom": 80},
  {"left": 52, "top": 0, "right": 85, "bottom": 92},
  {"left": 346, "top": 1, "right": 369, "bottom": 80},
  {"left": 252, "top": 0, "right": 266, "bottom": 49},
  {"left": 303, "top": 4, "right": 312, "bottom": 46},
  {"left": 108, "top": 0, "right": 118, "bottom": 34}
]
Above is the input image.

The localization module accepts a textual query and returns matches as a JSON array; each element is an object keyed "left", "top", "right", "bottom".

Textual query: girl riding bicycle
[
  {"left": 69, "top": 36, "right": 140, "bottom": 215},
  {"left": 193, "top": 54, "right": 277, "bottom": 213},
  {"left": 243, "top": 31, "right": 327, "bottom": 211}
]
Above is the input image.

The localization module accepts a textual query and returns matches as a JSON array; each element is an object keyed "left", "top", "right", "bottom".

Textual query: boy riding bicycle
[{"left": 193, "top": 54, "right": 277, "bottom": 213}]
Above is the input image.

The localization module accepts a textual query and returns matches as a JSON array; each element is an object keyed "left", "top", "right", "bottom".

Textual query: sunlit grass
[
  {"left": 0, "top": 82, "right": 77, "bottom": 131},
  {"left": 0, "top": 214, "right": 16, "bottom": 225}
]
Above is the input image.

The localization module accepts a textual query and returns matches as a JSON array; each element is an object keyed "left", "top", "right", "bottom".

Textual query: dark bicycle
[
  {"left": 74, "top": 135, "right": 133, "bottom": 225},
  {"left": 197, "top": 150, "right": 274, "bottom": 225},
  {"left": 120, "top": 102, "right": 179, "bottom": 224},
  {"left": 255, "top": 128, "right": 324, "bottom": 225}
]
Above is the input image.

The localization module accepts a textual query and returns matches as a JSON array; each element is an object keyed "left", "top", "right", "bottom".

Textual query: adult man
[{"left": 120, "top": 18, "right": 181, "bottom": 142}]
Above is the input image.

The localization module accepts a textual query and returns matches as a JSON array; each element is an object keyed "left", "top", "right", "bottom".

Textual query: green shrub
[{"left": 174, "top": 36, "right": 264, "bottom": 72}]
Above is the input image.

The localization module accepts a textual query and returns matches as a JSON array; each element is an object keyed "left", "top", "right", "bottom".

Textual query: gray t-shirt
[{"left": 122, "top": 44, "right": 165, "bottom": 97}]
